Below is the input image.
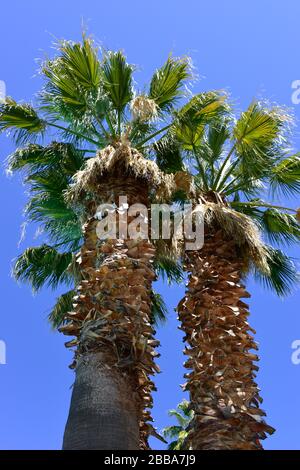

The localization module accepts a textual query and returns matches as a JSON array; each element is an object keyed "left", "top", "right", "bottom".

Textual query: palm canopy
[
  {"left": 155, "top": 97, "right": 300, "bottom": 296},
  {"left": 3, "top": 36, "right": 210, "bottom": 326}
]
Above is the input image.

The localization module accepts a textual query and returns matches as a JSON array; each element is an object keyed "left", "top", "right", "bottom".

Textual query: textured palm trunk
[
  {"left": 178, "top": 229, "right": 275, "bottom": 450},
  {"left": 61, "top": 172, "right": 159, "bottom": 450}
]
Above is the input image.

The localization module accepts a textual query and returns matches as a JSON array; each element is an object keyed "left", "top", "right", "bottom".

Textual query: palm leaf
[
  {"left": 7, "top": 142, "right": 85, "bottom": 174},
  {"left": 13, "top": 245, "right": 73, "bottom": 291},
  {"left": 233, "top": 101, "right": 290, "bottom": 179},
  {"left": 48, "top": 289, "right": 75, "bottom": 328},
  {"left": 150, "top": 290, "right": 168, "bottom": 325},
  {"left": 174, "top": 91, "right": 229, "bottom": 150},
  {"left": 102, "top": 51, "right": 133, "bottom": 113},
  {"left": 41, "top": 37, "right": 101, "bottom": 124},
  {"left": 154, "top": 136, "right": 184, "bottom": 173},
  {"left": 154, "top": 254, "right": 184, "bottom": 284},
  {"left": 261, "top": 209, "right": 300, "bottom": 244},
  {"left": 269, "top": 154, "right": 300, "bottom": 196},
  {"left": 149, "top": 57, "right": 191, "bottom": 111},
  {"left": 0, "top": 98, "right": 45, "bottom": 144},
  {"left": 254, "top": 246, "right": 299, "bottom": 296}
]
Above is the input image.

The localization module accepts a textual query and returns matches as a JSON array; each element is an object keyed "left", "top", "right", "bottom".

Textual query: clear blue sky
[{"left": 0, "top": 0, "right": 299, "bottom": 450}]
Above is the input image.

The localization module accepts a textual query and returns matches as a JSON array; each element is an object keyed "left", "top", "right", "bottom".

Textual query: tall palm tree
[
  {"left": 156, "top": 99, "right": 300, "bottom": 449},
  {"left": 0, "top": 36, "right": 202, "bottom": 449},
  {"left": 163, "top": 400, "right": 193, "bottom": 450}
]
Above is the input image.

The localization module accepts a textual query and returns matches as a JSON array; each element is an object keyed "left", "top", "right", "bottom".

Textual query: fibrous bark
[
  {"left": 61, "top": 171, "right": 160, "bottom": 450},
  {"left": 178, "top": 229, "right": 275, "bottom": 450}
]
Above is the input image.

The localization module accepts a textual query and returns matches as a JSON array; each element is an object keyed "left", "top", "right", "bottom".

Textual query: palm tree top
[{"left": 156, "top": 98, "right": 300, "bottom": 296}]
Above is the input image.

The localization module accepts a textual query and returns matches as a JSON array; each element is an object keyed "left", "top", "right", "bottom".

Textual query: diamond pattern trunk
[
  {"left": 61, "top": 172, "right": 159, "bottom": 449},
  {"left": 178, "top": 229, "right": 275, "bottom": 450}
]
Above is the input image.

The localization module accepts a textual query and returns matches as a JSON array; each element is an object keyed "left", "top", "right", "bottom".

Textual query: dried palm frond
[
  {"left": 130, "top": 95, "right": 158, "bottom": 122},
  {"left": 66, "top": 143, "right": 176, "bottom": 204},
  {"left": 195, "top": 202, "right": 270, "bottom": 274}
]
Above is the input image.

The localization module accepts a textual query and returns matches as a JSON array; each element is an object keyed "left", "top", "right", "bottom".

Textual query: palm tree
[
  {"left": 0, "top": 36, "right": 201, "bottom": 449},
  {"left": 156, "top": 99, "right": 300, "bottom": 449},
  {"left": 163, "top": 400, "right": 193, "bottom": 450}
]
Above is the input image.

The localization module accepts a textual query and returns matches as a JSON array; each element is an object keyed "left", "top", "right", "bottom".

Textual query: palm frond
[
  {"left": 269, "top": 154, "right": 300, "bottom": 196},
  {"left": 13, "top": 245, "right": 73, "bottom": 291},
  {"left": 261, "top": 209, "right": 300, "bottom": 244},
  {"left": 154, "top": 254, "right": 184, "bottom": 284},
  {"left": 48, "top": 289, "right": 75, "bottom": 328},
  {"left": 0, "top": 98, "right": 45, "bottom": 144},
  {"left": 233, "top": 101, "right": 291, "bottom": 179},
  {"left": 7, "top": 142, "right": 85, "bottom": 174},
  {"left": 154, "top": 136, "right": 184, "bottom": 173},
  {"left": 174, "top": 91, "right": 229, "bottom": 150},
  {"left": 254, "top": 246, "right": 299, "bottom": 296},
  {"left": 162, "top": 425, "right": 182, "bottom": 440},
  {"left": 206, "top": 119, "right": 230, "bottom": 163},
  {"left": 102, "top": 51, "right": 134, "bottom": 113},
  {"left": 41, "top": 37, "right": 101, "bottom": 126},
  {"left": 150, "top": 290, "right": 168, "bottom": 325},
  {"left": 162, "top": 400, "right": 193, "bottom": 450},
  {"left": 149, "top": 56, "right": 191, "bottom": 111},
  {"left": 25, "top": 166, "right": 82, "bottom": 250}
]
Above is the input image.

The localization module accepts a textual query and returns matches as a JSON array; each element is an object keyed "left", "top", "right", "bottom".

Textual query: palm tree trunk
[
  {"left": 178, "top": 229, "right": 275, "bottom": 450},
  {"left": 61, "top": 175, "right": 159, "bottom": 449},
  {"left": 62, "top": 351, "right": 140, "bottom": 449}
]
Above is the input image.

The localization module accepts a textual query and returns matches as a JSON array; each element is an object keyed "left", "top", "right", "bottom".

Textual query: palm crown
[
  {"left": 155, "top": 100, "right": 300, "bottom": 295},
  {"left": 1, "top": 36, "right": 209, "bottom": 326},
  {"left": 2, "top": 36, "right": 299, "bottom": 330}
]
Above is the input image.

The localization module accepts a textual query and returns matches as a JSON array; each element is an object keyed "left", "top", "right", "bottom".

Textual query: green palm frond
[
  {"left": 58, "top": 37, "right": 101, "bottom": 89},
  {"left": 149, "top": 56, "right": 191, "bottom": 111},
  {"left": 7, "top": 142, "right": 85, "bottom": 174},
  {"left": 150, "top": 290, "right": 168, "bottom": 325},
  {"left": 254, "top": 246, "right": 299, "bottom": 296},
  {"left": 25, "top": 169, "right": 82, "bottom": 249},
  {"left": 162, "top": 425, "right": 182, "bottom": 440},
  {"left": 41, "top": 37, "right": 101, "bottom": 124},
  {"left": 206, "top": 119, "right": 230, "bottom": 163},
  {"left": 261, "top": 209, "right": 300, "bottom": 244},
  {"left": 154, "top": 254, "right": 184, "bottom": 284},
  {"left": 233, "top": 202, "right": 300, "bottom": 245},
  {"left": 102, "top": 51, "right": 134, "bottom": 114},
  {"left": 233, "top": 101, "right": 290, "bottom": 179},
  {"left": 0, "top": 98, "right": 46, "bottom": 144},
  {"left": 175, "top": 91, "right": 229, "bottom": 150},
  {"left": 13, "top": 245, "right": 73, "bottom": 291},
  {"left": 154, "top": 136, "right": 184, "bottom": 173},
  {"left": 269, "top": 154, "right": 300, "bottom": 196},
  {"left": 48, "top": 289, "right": 75, "bottom": 328},
  {"left": 162, "top": 400, "right": 193, "bottom": 450}
]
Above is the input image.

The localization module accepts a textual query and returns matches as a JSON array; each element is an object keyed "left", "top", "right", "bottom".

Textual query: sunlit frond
[
  {"left": 233, "top": 101, "right": 291, "bottom": 179},
  {"left": 149, "top": 57, "right": 191, "bottom": 111},
  {"left": 41, "top": 37, "right": 101, "bottom": 125},
  {"left": 0, "top": 98, "right": 45, "bottom": 144},
  {"left": 175, "top": 91, "right": 229, "bottom": 150},
  {"left": 102, "top": 50, "right": 134, "bottom": 113}
]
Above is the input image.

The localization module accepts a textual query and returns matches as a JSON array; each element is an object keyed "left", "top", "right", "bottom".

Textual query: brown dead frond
[
  {"left": 65, "top": 144, "right": 176, "bottom": 204},
  {"left": 195, "top": 202, "right": 270, "bottom": 274},
  {"left": 130, "top": 95, "right": 158, "bottom": 122}
]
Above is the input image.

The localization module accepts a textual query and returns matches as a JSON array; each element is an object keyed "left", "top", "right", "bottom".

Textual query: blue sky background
[{"left": 0, "top": 0, "right": 299, "bottom": 450}]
